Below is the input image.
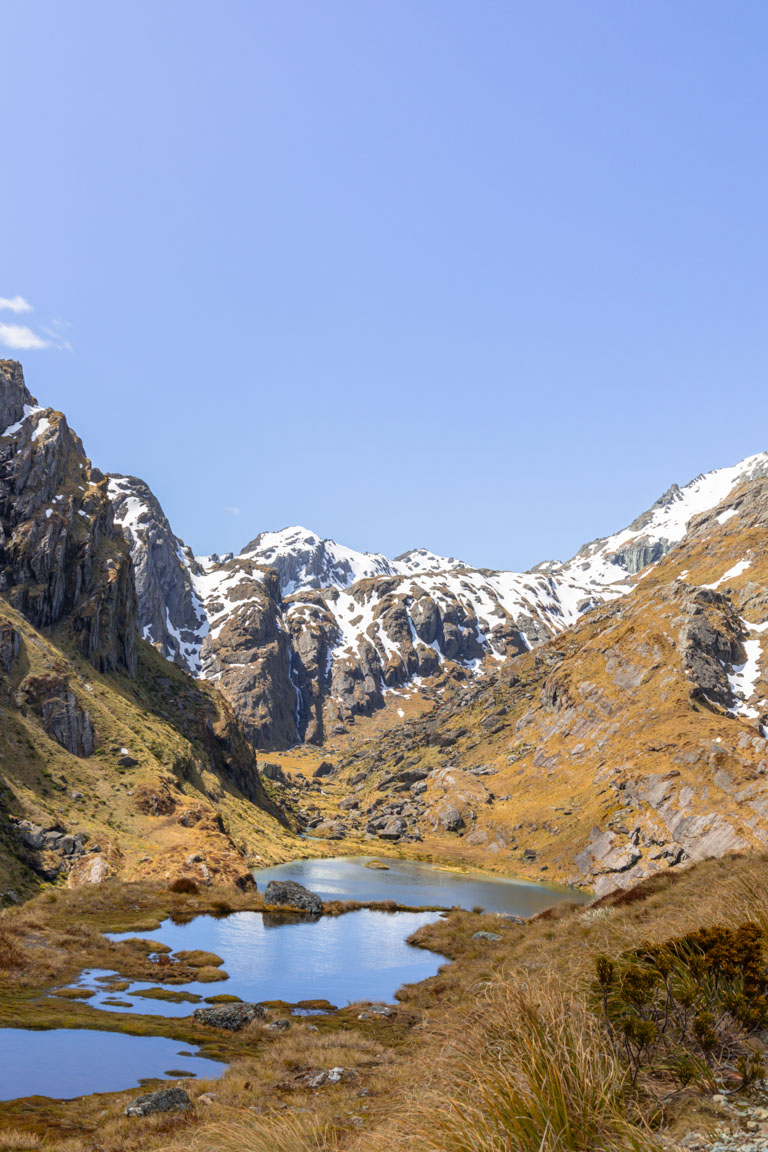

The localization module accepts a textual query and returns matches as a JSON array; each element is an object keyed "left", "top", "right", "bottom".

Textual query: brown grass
[
  {"left": 376, "top": 974, "right": 661, "bottom": 1152},
  {"left": 178, "top": 1115, "right": 341, "bottom": 1152},
  {"left": 169, "top": 878, "right": 200, "bottom": 895}
]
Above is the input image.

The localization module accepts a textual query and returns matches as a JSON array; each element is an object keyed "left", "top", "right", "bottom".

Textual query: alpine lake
[{"left": 0, "top": 856, "right": 585, "bottom": 1102}]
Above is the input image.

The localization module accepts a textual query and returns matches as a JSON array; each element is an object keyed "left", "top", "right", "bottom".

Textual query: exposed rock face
[
  {"left": 108, "top": 475, "right": 205, "bottom": 671},
  {"left": 201, "top": 567, "right": 299, "bottom": 747},
  {"left": 107, "top": 449, "right": 768, "bottom": 750},
  {"left": 675, "top": 587, "right": 745, "bottom": 709},
  {"left": 264, "top": 879, "right": 323, "bottom": 914},
  {"left": 0, "top": 360, "right": 137, "bottom": 676},
  {"left": 18, "top": 674, "right": 94, "bottom": 756},
  {"left": 0, "top": 623, "right": 20, "bottom": 674}
]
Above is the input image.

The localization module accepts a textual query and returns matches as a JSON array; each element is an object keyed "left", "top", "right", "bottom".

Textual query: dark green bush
[{"left": 593, "top": 921, "right": 767, "bottom": 1088}]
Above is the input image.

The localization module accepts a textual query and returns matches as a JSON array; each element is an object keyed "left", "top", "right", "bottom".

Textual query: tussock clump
[
  {"left": 178, "top": 1115, "right": 340, "bottom": 1152},
  {"left": 168, "top": 877, "right": 199, "bottom": 895},
  {"left": 396, "top": 974, "right": 660, "bottom": 1152},
  {"left": 0, "top": 929, "right": 23, "bottom": 973},
  {"left": 0, "top": 1130, "right": 43, "bottom": 1150}
]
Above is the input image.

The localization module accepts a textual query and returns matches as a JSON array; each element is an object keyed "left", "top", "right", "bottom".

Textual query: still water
[
  {"left": 0, "top": 1028, "right": 223, "bottom": 1101},
  {"left": 253, "top": 855, "right": 584, "bottom": 915},
  {"left": 104, "top": 908, "right": 445, "bottom": 1010}
]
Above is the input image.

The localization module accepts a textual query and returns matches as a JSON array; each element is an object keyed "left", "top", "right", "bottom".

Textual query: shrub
[{"left": 593, "top": 920, "right": 768, "bottom": 1088}]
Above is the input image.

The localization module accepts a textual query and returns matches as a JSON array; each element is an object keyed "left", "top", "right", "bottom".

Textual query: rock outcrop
[
  {"left": 124, "top": 1087, "right": 192, "bottom": 1117},
  {"left": 193, "top": 1002, "right": 266, "bottom": 1030},
  {"left": 18, "top": 674, "right": 94, "bottom": 756},
  {"left": 0, "top": 360, "right": 137, "bottom": 676}
]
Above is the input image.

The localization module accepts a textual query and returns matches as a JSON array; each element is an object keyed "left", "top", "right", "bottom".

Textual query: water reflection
[
  {"left": 103, "top": 908, "right": 445, "bottom": 1011},
  {"left": 253, "top": 856, "right": 585, "bottom": 915},
  {"left": 0, "top": 1028, "right": 223, "bottom": 1101}
]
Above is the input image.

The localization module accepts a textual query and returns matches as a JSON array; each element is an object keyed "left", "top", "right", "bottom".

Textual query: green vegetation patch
[
  {"left": 133, "top": 986, "right": 203, "bottom": 1003},
  {"left": 172, "top": 949, "right": 224, "bottom": 967},
  {"left": 593, "top": 920, "right": 768, "bottom": 1089}
]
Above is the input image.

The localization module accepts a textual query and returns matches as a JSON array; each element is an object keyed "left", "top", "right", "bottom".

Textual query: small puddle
[{"left": 0, "top": 1028, "right": 223, "bottom": 1101}]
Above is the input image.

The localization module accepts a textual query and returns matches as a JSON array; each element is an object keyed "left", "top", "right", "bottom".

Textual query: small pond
[
  {"left": 253, "top": 855, "right": 584, "bottom": 916},
  {"left": 103, "top": 908, "right": 445, "bottom": 1011},
  {"left": 0, "top": 1028, "right": 223, "bottom": 1101}
]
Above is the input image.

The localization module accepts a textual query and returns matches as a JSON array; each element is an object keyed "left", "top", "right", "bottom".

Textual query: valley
[{"left": 3, "top": 356, "right": 768, "bottom": 1151}]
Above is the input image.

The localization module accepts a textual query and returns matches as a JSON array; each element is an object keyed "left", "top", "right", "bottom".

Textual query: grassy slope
[{"left": 0, "top": 594, "right": 303, "bottom": 895}]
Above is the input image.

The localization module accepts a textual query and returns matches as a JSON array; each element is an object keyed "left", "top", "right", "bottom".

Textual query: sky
[{"left": 3, "top": 1, "right": 768, "bottom": 570}]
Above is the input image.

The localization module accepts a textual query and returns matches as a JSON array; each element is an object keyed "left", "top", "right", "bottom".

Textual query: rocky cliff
[
  {"left": 0, "top": 361, "right": 137, "bottom": 675},
  {"left": 0, "top": 361, "right": 294, "bottom": 893}
]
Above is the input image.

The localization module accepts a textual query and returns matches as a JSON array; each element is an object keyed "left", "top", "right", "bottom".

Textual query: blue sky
[{"left": 3, "top": 1, "right": 768, "bottom": 569}]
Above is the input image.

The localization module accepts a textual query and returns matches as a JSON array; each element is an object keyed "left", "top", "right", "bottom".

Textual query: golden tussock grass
[
  {"left": 175, "top": 1114, "right": 341, "bottom": 1152},
  {"left": 365, "top": 974, "right": 662, "bottom": 1152}
]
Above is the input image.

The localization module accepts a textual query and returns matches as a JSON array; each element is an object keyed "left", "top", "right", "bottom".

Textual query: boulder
[
  {"left": 436, "top": 804, "right": 465, "bottom": 833},
  {"left": 124, "top": 1086, "right": 192, "bottom": 1117},
  {"left": 264, "top": 879, "right": 323, "bottom": 914},
  {"left": 192, "top": 1002, "right": 266, "bottom": 1030},
  {"left": 308, "top": 1066, "right": 357, "bottom": 1088},
  {"left": 472, "top": 931, "right": 502, "bottom": 942},
  {"left": 377, "top": 817, "right": 406, "bottom": 840},
  {"left": 21, "top": 824, "right": 45, "bottom": 850}
]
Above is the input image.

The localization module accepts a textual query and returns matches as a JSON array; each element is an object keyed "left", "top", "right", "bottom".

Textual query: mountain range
[{"left": 108, "top": 442, "right": 768, "bottom": 749}]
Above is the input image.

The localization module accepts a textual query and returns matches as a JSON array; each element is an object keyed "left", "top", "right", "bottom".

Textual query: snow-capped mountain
[
  {"left": 107, "top": 450, "right": 768, "bottom": 748},
  {"left": 234, "top": 528, "right": 466, "bottom": 595}
]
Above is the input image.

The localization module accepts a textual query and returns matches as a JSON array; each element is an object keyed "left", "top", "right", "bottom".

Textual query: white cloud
[
  {"left": 224, "top": 505, "right": 241, "bottom": 517},
  {"left": 0, "top": 305, "right": 72, "bottom": 352},
  {"left": 0, "top": 323, "right": 50, "bottom": 351},
  {"left": 0, "top": 296, "right": 33, "bottom": 314}
]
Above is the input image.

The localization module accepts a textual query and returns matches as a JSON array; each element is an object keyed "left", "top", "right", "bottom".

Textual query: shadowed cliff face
[{"left": 0, "top": 361, "right": 136, "bottom": 676}]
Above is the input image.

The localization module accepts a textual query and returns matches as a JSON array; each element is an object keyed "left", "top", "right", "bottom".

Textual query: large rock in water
[
  {"left": 264, "top": 879, "right": 323, "bottom": 914},
  {"left": 192, "top": 1002, "right": 266, "bottom": 1030},
  {"left": 124, "top": 1086, "right": 192, "bottom": 1116}
]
